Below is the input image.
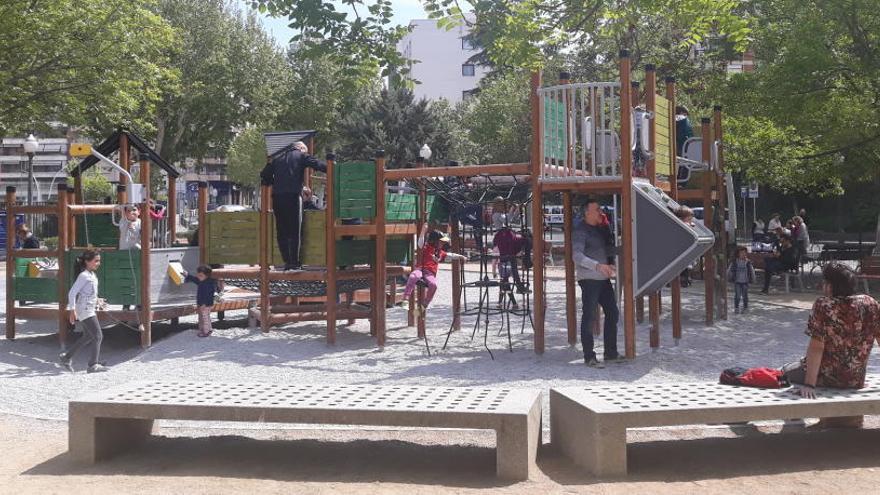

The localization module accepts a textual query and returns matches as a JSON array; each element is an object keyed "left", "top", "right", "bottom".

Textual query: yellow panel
[
  {"left": 654, "top": 95, "right": 672, "bottom": 176},
  {"left": 69, "top": 143, "right": 92, "bottom": 157}
]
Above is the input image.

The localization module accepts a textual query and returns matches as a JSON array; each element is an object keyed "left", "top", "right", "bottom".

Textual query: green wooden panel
[
  {"left": 67, "top": 249, "right": 141, "bottom": 305},
  {"left": 386, "top": 237, "right": 411, "bottom": 264},
  {"left": 14, "top": 257, "right": 31, "bottom": 277},
  {"left": 386, "top": 194, "right": 418, "bottom": 221},
  {"left": 427, "top": 195, "right": 449, "bottom": 223},
  {"left": 334, "top": 162, "right": 376, "bottom": 219},
  {"left": 543, "top": 95, "right": 567, "bottom": 161},
  {"left": 76, "top": 214, "right": 118, "bottom": 247},
  {"left": 206, "top": 211, "right": 260, "bottom": 265},
  {"left": 14, "top": 277, "right": 58, "bottom": 303}
]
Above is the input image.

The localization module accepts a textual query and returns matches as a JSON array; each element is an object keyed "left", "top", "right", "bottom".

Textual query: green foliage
[
  {"left": 339, "top": 87, "right": 453, "bottom": 168},
  {"left": 154, "top": 0, "right": 289, "bottom": 162},
  {"left": 0, "top": 0, "right": 177, "bottom": 136},
  {"left": 80, "top": 168, "right": 114, "bottom": 203},
  {"left": 461, "top": 72, "right": 531, "bottom": 164},
  {"left": 225, "top": 126, "right": 266, "bottom": 189}
]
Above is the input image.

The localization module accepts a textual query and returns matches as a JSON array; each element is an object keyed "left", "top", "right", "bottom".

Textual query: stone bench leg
[
  {"left": 495, "top": 399, "right": 542, "bottom": 480},
  {"left": 69, "top": 405, "right": 154, "bottom": 463},
  {"left": 550, "top": 391, "right": 627, "bottom": 477}
]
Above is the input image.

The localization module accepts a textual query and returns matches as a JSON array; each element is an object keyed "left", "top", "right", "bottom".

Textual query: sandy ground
[{"left": 3, "top": 263, "right": 880, "bottom": 493}]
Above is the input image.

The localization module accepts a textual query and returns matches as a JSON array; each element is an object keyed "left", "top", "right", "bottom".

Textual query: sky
[{"left": 236, "top": 0, "right": 428, "bottom": 46}]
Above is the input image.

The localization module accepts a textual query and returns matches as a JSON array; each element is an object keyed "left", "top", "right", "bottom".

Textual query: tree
[
  {"left": 80, "top": 168, "right": 114, "bottom": 203},
  {"left": 339, "top": 88, "right": 450, "bottom": 168},
  {"left": 225, "top": 126, "right": 266, "bottom": 190},
  {"left": 0, "top": 0, "right": 177, "bottom": 136},
  {"left": 153, "top": 0, "right": 289, "bottom": 163},
  {"left": 461, "top": 71, "right": 531, "bottom": 165}
]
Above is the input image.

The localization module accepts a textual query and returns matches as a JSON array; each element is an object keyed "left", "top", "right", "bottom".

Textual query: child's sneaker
[
  {"left": 59, "top": 353, "right": 73, "bottom": 372},
  {"left": 87, "top": 363, "right": 109, "bottom": 373}
]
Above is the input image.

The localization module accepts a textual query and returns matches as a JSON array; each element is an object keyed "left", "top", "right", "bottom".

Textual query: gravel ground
[{"left": 4, "top": 264, "right": 873, "bottom": 426}]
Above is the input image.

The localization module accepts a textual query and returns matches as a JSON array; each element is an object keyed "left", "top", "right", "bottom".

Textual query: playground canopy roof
[
  {"left": 265, "top": 130, "right": 319, "bottom": 159},
  {"left": 71, "top": 129, "right": 180, "bottom": 179}
]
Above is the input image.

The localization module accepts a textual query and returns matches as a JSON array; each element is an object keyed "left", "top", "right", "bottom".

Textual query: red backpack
[{"left": 720, "top": 367, "right": 790, "bottom": 388}]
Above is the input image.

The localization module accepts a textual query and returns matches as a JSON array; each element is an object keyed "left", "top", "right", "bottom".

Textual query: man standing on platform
[
  {"left": 572, "top": 198, "right": 624, "bottom": 368},
  {"left": 260, "top": 141, "right": 326, "bottom": 270}
]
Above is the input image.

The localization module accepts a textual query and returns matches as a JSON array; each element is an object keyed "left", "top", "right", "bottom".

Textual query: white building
[
  {"left": 397, "top": 18, "right": 489, "bottom": 103},
  {"left": 0, "top": 137, "right": 69, "bottom": 202}
]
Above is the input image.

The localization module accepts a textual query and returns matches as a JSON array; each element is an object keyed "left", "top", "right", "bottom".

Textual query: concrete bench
[
  {"left": 551, "top": 381, "right": 880, "bottom": 477},
  {"left": 69, "top": 381, "right": 542, "bottom": 480}
]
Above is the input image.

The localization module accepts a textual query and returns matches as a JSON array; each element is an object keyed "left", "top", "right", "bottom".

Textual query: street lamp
[
  {"left": 419, "top": 143, "right": 432, "bottom": 162},
  {"left": 23, "top": 133, "right": 39, "bottom": 206}
]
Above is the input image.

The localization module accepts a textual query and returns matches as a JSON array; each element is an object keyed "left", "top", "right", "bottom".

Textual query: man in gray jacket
[{"left": 572, "top": 198, "right": 623, "bottom": 367}]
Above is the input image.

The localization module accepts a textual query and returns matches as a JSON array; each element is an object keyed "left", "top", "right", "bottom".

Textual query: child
[
  {"left": 60, "top": 250, "right": 108, "bottom": 373},
  {"left": 492, "top": 215, "right": 527, "bottom": 308},
  {"left": 403, "top": 225, "right": 466, "bottom": 316},
  {"left": 728, "top": 246, "right": 756, "bottom": 313},
  {"left": 184, "top": 265, "right": 224, "bottom": 337},
  {"left": 118, "top": 205, "right": 141, "bottom": 250}
]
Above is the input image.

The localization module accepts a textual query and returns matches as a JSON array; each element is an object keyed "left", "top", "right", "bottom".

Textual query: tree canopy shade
[
  {"left": 0, "top": 0, "right": 177, "bottom": 136},
  {"left": 225, "top": 126, "right": 267, "bottom": 190}
]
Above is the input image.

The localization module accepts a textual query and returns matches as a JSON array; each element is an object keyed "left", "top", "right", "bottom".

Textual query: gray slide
[{"left": 631, "top": 181, "right": 714, "bottom": 297}]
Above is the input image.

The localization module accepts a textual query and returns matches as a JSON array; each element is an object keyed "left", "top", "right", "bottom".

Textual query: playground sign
[{"left": 748, "top": 183, "right": 759, "bottom": 198}]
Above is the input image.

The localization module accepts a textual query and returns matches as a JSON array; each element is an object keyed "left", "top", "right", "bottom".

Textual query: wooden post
[
  {"left": 305, "top": 136, "right": 316, "bottom": 190},
  {"left": 667, "top": 77, "right": 683, "bottom": 342},
  {"left": 646, "top": 64, "right": 660, "bottom": 349},
  {"left": 410, "top": 181, "right": 426, "bottom": 328},
  {"left": 619, "top": 51, "right": 637, "bottom": 359},
  {"left": 57, "top": 184, "right": 69, "bottom": 345},
  {"left": 714, "top": 105, "right": 728, "bottom": 321},
  {"left": 119, "top": 132, "right": 130, "bottom": 186},
  {"left": 6, "top": 187, "right": 16, "bottom": 340},
  {"left": 636, "top": 297, "right": 645, "bottom": 323},
  {"left": 67, "top": 190, "right": 76, "bottom": 248},
  {"left": 259, "top": 184, "right": 271, "bottom": 333},
  {"left": 167, "top": 175, "right": 177, "bottom": 245},
  {"left": 529, "top": 70, "right": 546, "bottom": 354},
  {"left": 701, "top": 117, "right": 714, "bottom": 326},
  {"left": 73, "top": 175, "right": 83, "bottom": 205},
  {"left": 374, "top": 150, "right": 387, "bottom": 347},
  {"left": 451, "top": 214, "right": 461, "bottom": 332},
  {"left": 139, "top": 158, "right": 152, "bottom": 348},
  {"left": 325, "top": 153, "right": 337, "bottom": 344},
  {"left": 563, "top": 191, "right": 577, "bottom": 346}
]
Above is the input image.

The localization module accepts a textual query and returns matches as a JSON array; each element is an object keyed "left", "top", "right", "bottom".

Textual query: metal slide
[{"left": 630, "top": 180, "right": 714, "bottom": 297}]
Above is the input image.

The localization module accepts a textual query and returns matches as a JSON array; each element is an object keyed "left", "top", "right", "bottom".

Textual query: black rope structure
[
  {"left": 224, "top": 278, "right": 372, "bottom": 298},
  {"left": 408, "top": 172, "right": 536, "bottom": 358}
]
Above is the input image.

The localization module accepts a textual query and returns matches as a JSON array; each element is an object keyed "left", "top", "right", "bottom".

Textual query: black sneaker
[
  {"left": 59, "top": 353, "right": 73, "bottom": 372},
  {"left": 585, "top": 356, "right": 605, "bottom": 368}
]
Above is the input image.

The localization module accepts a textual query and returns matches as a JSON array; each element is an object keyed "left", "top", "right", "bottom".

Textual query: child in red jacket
[{"left": 403, "top": 225, "right": 466, "bottom": 315}]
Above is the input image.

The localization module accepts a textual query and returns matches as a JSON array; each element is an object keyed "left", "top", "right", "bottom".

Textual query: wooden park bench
[
  {"left": 69, "top": 381, "right": 542, "bottom": 480},
  {"left": 551, "top": 380, "right": 880, "bottom": 477},
  {"left": 858, "top": 256, "right": 880, "bottom": 294}
]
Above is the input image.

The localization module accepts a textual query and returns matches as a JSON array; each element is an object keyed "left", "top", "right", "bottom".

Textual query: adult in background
[
  {"left": 753, "top": 218, "right": 765, "bottom": 242},
  {"left": 572, "top": 197, "right": 623, "bottom": 368},
  {"left": 786, "top": 264, "right": 880, "bottom": 428},
  {"left": 793, "top": 215, "right": 810, "bottom": 264},
  {"left": 16, "top": 224, "right": 40, "bottom": 249},
  {"left": 767, "top": 213, "right": 783, "bottom": 233},
  {"left": 799, "top": 208, "right": 810, "bottom": 227},
  {"left": 301, "top": 186, "right": 321, "bottom": 211},
  {"left": 260, "top": 141, "right": 326, "bottom": 270},
  {"left": 675, "top": 105, "right": 693, "bottom": 156},
  {"left": 761, "top": 234, "right": 797, "bottom": 294}
]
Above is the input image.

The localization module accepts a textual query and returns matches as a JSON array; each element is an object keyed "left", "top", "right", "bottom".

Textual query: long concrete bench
[
  {"left": 69, "top": 381, "right": 542, "bottom": 480},
  {"left": 551, "top": 380, "right": 880, "bottom": 476}
]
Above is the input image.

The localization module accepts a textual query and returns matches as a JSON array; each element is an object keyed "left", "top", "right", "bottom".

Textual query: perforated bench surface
[
  {"left": 69, "top": 381, "right": 542, "bottom": 480},
  {"left": 551, "top": 380, "right": 880, "bottom": 476}
]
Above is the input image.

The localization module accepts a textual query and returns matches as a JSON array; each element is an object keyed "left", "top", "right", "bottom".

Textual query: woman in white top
[{"left": 59, "top": 250, "right": 108, "bottom": 373}]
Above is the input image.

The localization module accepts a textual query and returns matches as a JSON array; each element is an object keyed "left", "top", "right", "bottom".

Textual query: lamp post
[
  {"left": 23, "top": 133, "right": 39, "bottom": 206},
  {"left": 419, "top": 143, "right": 432, "bottom": 163}
]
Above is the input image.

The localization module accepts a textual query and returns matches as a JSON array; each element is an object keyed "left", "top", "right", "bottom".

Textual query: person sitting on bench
[
  {"left": 785, "top": 263, "right": 880, "bottom": 428},
  {"left": 403, "top": 225, "right": 466, "bottom": 316},
  {"left": 761, "top": 234, "right": 797, "bottom": 294}
]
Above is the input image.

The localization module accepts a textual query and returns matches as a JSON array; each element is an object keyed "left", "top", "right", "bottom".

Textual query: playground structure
[{"left": 4, "top": 130, "right": 262, "bottom": 348}]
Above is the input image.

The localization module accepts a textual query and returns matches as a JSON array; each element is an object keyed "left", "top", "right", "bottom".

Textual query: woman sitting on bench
[
  {"left": 760, "top": 234, "right": 797, "bottom": 294},
  {"left": 788, "top": 263, "right": 880, "bottom": 427}
]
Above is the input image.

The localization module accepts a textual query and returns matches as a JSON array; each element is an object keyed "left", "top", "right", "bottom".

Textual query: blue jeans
[
  {"left": 578, "top": 279, "right": 620, "bottom": 360},
  {"left": 734, "top": 282, "right": 749, "bottom": 309}
]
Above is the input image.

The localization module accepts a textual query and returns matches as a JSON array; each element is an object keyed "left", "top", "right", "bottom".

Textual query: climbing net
[{"left": 224, "top": 278, "right": 373, "bottom": 298}]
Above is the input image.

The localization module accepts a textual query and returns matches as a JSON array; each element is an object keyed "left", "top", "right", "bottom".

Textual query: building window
[
  {"left": 462, "top": 89, "right": 478, "bottom": 101},
  {"left": 461, "top": 38, "right": 476, "bottom": 50},
  {"left": 462, "top": 64, "right": 476, "bottom": 77}
]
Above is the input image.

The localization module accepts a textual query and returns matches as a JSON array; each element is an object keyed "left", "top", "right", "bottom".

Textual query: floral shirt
[{"left": 805, "top": 295, "right": 880, "bottom": 388}]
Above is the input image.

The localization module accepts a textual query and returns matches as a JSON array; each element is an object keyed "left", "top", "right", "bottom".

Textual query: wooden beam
[
  {"left": 529, "top": 70, "right": 545, "bottom": 354},
  {"left": 374, "top": 151, "right": 388, "bottom": 347},
  {"left": 119, "top": 132, "right": 129, "bottom": 186},
  {"left": 67, "top": 204, "right": 118, "bottom": 215},
  {"left": 198, "top": 182, "right": 208, "bottom": 265},
  {"left": 11, "top": 249, "right": 59, "bottom": 258},
  {"left": 563, "top": 192, "right": 577, "bottom": 346},
  {"left": 714, "top": 105, "right": 729, "bottom": 321},
  {"left": 259, "top": 184, "right": 271, "bottom": 333},
  {"left": 6, "top": 187, "right": 16, "bottom": 340},
  {"left": 646, "top": 65, "right": 661, "bottom": 349},
  {"left": 666, "top": 76, "right": 683, "bottom": 343},
  {"left": 325, "top": 153, "right": 337, "bottom": 344},
  {"left": 139, "top": 159, "right": 152, "bottom": 348},
  {"left": 620, "top": 51, "right": 637, "bottom": 360},
  {"left": 58, "top": 183, "right": 69, "bottom": 345},
  {"left": 450, "top": 212, "right": 461, "bottom": 332},
  {"left": 384, "top": 163, "right": 530, "bottom": 181},
  {"left": 701, "top": 117, "right": 714, "bottom": 326},
  {"left": 67, "top": 190, "right": 76, "bottom": 249},
  {"left": 676, "top": 189, "right": 704, "bottom": 201},
  {"left": 540, "top": 179, "right": 625, "bottom": 193}
]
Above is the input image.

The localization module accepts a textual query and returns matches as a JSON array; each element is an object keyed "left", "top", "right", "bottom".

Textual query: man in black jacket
[{"left": 260, "top": 141, "right": 326, "bottom": 270}]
